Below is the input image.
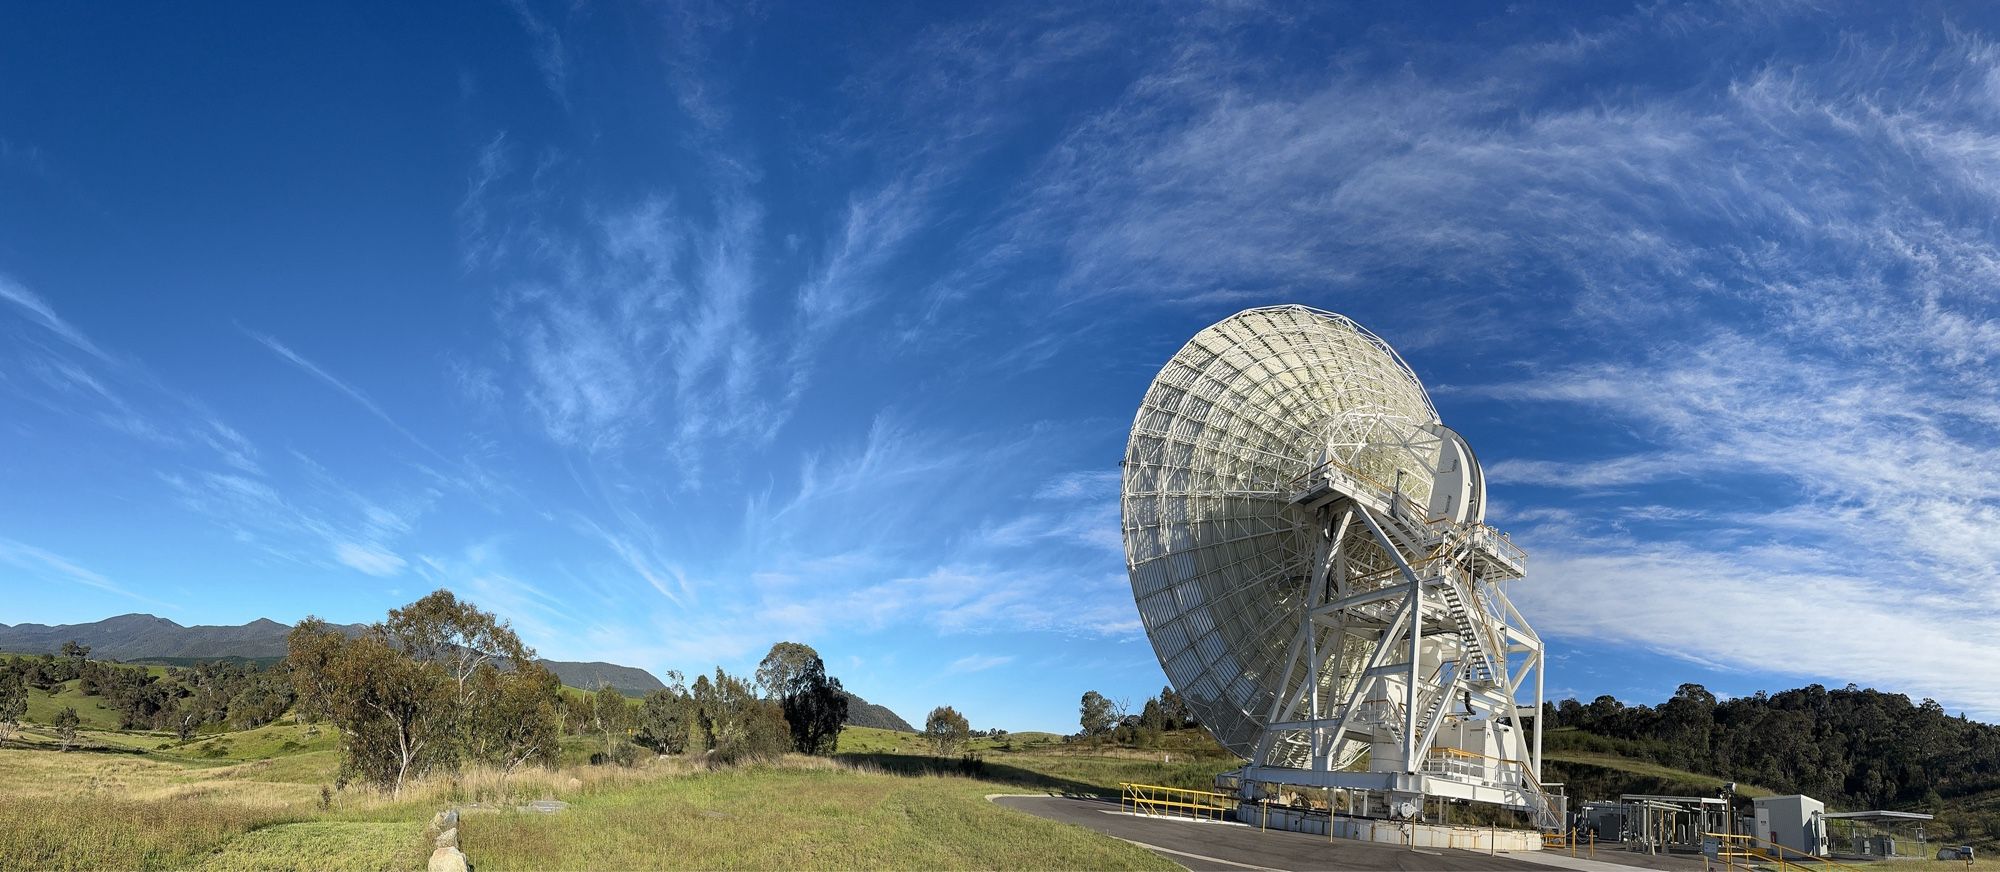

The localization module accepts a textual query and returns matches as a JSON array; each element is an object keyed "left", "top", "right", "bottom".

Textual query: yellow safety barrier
[
  {"left": 1704, "top": 832, "right": 1865, "bottom": 872},
  {"left": 1541, "top": 827, "right": 1594, "bottom": 858},
  {"left": 1119, "top": 782, "right": 1235, "bottom": 822}
]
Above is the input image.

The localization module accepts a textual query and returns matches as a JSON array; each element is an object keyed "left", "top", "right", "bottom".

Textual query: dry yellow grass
[{"left": 0, "top": 744, "right": 859, "bottom": 871}]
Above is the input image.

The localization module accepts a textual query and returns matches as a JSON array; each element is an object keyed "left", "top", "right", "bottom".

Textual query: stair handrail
[{"left": 1441, "top": 572, "right": 1503, "bottom": 682}]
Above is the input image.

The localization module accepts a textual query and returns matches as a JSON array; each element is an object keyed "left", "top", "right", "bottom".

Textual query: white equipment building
[
  {"left": 1121, "top": 306, "right": 1558, "bottom": 832},
  {"left": 1753, "top": 795, "right": 1827, "bottom": 858}
]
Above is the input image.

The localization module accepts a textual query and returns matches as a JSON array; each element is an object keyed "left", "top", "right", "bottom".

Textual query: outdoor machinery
[{"left": 1120, "top": 305, "right": 1557, "bottom": 829}]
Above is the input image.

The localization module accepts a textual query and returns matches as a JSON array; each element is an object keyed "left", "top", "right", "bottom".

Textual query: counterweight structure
[{"left": 1121, "top": 305, "right": 1557, "bottom": 828}]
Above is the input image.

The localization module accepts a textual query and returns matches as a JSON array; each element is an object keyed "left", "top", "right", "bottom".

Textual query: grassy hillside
[
  {"left": 542, "top": 661, "right": 663, "bottom": 697},
  {"left": 22, "top": 679, "right": 125, "bottom": 731},
  {"left": 841, "top": 692, "right": 915, "bottom": 732},
  {"left": 1543, "top": 750, "right": 1780, "bottom": 801}
]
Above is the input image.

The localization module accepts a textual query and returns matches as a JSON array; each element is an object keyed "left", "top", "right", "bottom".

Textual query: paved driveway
[{"left": 991, "top": 794, "right": 1562, "bottom": 871}]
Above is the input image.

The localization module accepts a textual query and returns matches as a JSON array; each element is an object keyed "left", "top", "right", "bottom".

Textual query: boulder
[
  {"left": 435, "top": 826, "right": 459, "bottom": 849},
  {"left": 431, "top": 809, "right": 459, "bottom": 831},
  {"left": 428, "top": 846, "right": 470, "bottom": 872}
]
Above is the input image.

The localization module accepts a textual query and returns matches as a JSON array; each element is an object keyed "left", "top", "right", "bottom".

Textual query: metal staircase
[
  {"left": 1411, "top": 664, "right": 1463, "bottom": 755},
  {"left": 1438, "top": 578, "right": 1498, "bottom": 685}
]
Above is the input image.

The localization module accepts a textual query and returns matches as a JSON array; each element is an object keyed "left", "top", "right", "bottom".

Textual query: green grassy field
[
  {"left": 0, "top": 710, "right": 1241, "bottom": 872},
  {"left": 23, "top": 679, "right": 125, "bottom": 730},
  {"left": 457, "top": 761, "right": 1177, "bottom": 871},
  {"left": 452, "top": 726, "right": 1241, "bottom": 869},
  {"left": 0, "top": 739, "right": 433, "bottom": 872}
]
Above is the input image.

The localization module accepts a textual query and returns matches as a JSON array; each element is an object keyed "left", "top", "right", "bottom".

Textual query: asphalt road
[{"left": 991, "top": 794, "right": 1563, "bottom": 871}]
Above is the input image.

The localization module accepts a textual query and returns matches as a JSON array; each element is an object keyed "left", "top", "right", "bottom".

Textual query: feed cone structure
[{"left": 1121, "top": 305, "right": 1558, "bottom": 828}]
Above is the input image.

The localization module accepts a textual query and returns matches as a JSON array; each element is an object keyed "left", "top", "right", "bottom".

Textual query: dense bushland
[
  {"left": 1548, "top": 683, "right": 2000, "bottom": 841},
  {"left": 0, "top": 645, "right": 294, "bottom": 737}
]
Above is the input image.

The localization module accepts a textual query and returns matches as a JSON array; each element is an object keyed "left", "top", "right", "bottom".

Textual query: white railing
[
  {"left": 1422, "top": 749, "right": 1561, "bottom": 828},
  {"left": 1353, "top": 699, "right": 1406, "bottom": 741},
  {"left": 1470, "top": 525, "right": 1526, "bottom": 572}
]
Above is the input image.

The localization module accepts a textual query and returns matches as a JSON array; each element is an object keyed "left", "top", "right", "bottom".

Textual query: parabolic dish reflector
[{"left": 1121, "top": 305, "right": 1441, "bottom": 765}]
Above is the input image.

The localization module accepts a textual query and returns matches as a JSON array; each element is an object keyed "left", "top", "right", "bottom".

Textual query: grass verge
[{"left": 457, "top": 759, "right": 1179, "bottom": 871}]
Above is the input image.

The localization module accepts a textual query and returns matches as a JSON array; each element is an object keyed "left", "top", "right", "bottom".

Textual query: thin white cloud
[
  {"left": 504, "top": 0, "right": 568, "bottom": 104},
  {"left": 333, "top": 541, "right": 407, "bottom": 577},
  {"left": 0, "top": 537, "right": 177, "bottom": 610},
  {"left": 1486, "top": 455, "right": 1697, "bottom": 490},
  {"left": 945, "top": 653, "right": 1016, "bottom": 675},
  {"left": 243, "top": 329, "right": 444, "bottom": 458},
  {"left": 0, "top": 275, "right": 112, "bottom": 362},
  {"left": 1033, "top": 469, "right": 1120, "bottom": 500}
]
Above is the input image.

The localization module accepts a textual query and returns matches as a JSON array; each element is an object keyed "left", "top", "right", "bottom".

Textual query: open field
[
  {"left": 457, "top": 759, "right": 1179, "bottom": 870},
  {"left": 0, "top": 717, "right": 1241, "bottom": 871},
  {"left": 0, "top": 741, "right": 429, "bottom": 872},
  {"left": 460, "top": 730, "right": 1241, "bottom": 869}
]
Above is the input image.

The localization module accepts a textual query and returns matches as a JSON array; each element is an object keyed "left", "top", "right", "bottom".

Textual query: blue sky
[{"left": 4, "top": 1, "right": 2000, "bottom": 732}]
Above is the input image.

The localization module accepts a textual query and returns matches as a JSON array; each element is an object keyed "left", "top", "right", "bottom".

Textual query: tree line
[
  {"left": 0, "top": 643, "right": 296, "bottom": 745},
  {"left": 1548, "top": 682, "right": 2000, "bottom": 839}
]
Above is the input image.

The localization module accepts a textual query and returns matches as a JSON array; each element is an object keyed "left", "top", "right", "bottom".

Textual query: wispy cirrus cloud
[
  {"left": 159, "top": 462, "right": 425, "bottom": 581},
  {"left": 243, "top": 329, "right": 447, "bottom": 459},
  {"left": 503, "top": 0, "right": 569, "bottom": 105},
  {"left": 0, "top": 287, "right": 435, "bottom": 584},
  {"left": 334, "top": 541, "right": 408, "bottom": 577},
  {"left": 945, "top": 653, "right": 1016, "bottom": 675},
  {"left": 0, "top": 537, "right": 177, "bottom": 610},
  {"left": 0, "top": 276, "right": 112, "bottom": 362}
]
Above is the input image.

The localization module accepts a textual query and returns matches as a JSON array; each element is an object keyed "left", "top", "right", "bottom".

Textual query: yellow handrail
[
  {"left": 1120, "top": 782, "right": 1235, "bottom": 823},
  {"left": 1704, "top": 832, "right": 1866, "bottom": 872}
]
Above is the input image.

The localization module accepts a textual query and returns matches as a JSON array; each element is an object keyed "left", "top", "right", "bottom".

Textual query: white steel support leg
[
  {"left": 1532, "top": 650, "right": 1544, "bottom": 782},
  {"left": 1317, "top": 600, "right": 1412, "bottom": 762},
  {"left": 1405, "top": 573, "right": 1421, "bottom": 771},
  {"left": 1328, "top": 508, "right": 1354, "bottom": 597},
  {"left": 1347, "top": 504, "right": 1432, "bottom": 772}
]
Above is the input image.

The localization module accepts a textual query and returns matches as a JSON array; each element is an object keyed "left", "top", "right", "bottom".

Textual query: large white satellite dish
[{"left": 1121, "top": 305, "right": 1557, "bottom": 827}]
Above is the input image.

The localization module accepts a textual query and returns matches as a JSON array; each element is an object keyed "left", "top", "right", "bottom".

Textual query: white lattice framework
[{"left": 1121, "top": 305, "right": 1556, "bottom": 827}]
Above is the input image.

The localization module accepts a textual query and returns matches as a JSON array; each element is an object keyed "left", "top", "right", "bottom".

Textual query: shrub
[
  {"left": 958, "top": 753, "right": 986, "bottom": 777},
  {"left": 592, "top": 741, "right": 642, "bottom": 768}
]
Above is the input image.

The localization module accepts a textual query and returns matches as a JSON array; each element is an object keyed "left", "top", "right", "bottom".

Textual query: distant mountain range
[
  {"left": 0, "top": 613, "right": 671, "bottom": 695},
  {"left": 0, "top": 613, "right": 319, "bottom": 661},
  {"left": 0, "top": 614, "right": 914, "bottom": 725}
]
